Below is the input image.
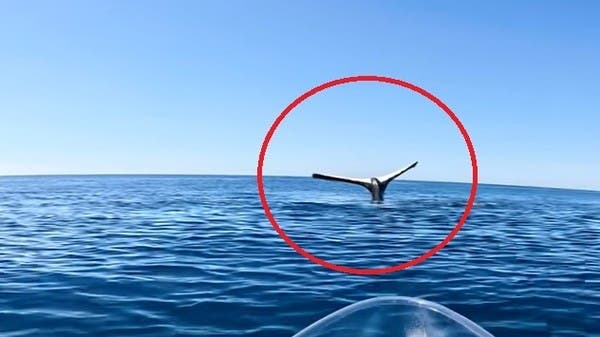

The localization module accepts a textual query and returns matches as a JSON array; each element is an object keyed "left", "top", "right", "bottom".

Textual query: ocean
[{"left": 0, "top": 175, "right": 598, "bottom": 337}]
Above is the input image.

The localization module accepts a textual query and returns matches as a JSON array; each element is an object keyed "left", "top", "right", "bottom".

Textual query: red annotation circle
[{"left": 256, "top": 75, "right": 478, "bottom": 276}]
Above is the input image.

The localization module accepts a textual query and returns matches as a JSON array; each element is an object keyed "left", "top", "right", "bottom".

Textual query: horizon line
[{"left": 0, "top": 172, "right": 598, "bottom": 193}]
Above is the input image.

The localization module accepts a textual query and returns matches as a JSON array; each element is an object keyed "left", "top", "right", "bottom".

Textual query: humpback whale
[{"left": 312, "top": 161, "right": 418, "bottom": 203}]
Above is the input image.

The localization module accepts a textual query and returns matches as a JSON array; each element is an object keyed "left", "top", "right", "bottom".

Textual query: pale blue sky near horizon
[{"left": 0, "top": 1, "right": 598, "bottom": 190}]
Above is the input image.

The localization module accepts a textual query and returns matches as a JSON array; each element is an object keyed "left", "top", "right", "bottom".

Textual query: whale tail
[
  {"left": 310, "top": 173, "right": 371, "bottom": 188},
  {"left": 312, "top": 161, "right": 418, "bottom": 202},
  {"left": 376, "top": 161, "right": 418, "bottom": 190}
]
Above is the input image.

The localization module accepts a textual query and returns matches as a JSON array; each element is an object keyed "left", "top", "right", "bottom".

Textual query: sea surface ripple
[{"left": 0, "top": 176, "right": 598, "bottom": 336}]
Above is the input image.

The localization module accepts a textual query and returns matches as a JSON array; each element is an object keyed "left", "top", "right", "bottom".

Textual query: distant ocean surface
[{"left": 0, "top": 175, "right": 598, "bottom": 337}]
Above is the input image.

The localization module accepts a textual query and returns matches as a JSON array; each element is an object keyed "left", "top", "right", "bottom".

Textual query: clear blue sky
[{"left": 1, "top": 1, "right": 598, "bottom": 190}]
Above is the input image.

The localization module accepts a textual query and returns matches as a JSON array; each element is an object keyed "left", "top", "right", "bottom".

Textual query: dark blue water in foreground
[{"left": 0, "top": 176, "right": 598, "bottom": 337}]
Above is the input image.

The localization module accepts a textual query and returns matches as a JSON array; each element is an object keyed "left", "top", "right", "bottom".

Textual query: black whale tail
[{"left": 312, "top": 161, "right": 418, "bottom": 202}]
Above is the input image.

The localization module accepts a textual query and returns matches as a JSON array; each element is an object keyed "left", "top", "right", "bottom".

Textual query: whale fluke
[
  {"left": 377, "top": 161, "right": 418, "bottom": 187},
  {"left": 311, "top": 173, "right": 371, "bottom": 187},
  {"left": 312, "top": 161, "right": 418, "bottom": 203}
]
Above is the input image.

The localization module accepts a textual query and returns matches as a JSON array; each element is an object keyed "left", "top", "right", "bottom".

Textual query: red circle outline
[{"left": 256, "top": 75, "right": 478, "bottom": 275}]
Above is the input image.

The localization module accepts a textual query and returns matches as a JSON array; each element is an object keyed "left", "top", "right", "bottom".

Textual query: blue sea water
[{"left": 0, "top": 175, "right": 598, "bottom": 337}]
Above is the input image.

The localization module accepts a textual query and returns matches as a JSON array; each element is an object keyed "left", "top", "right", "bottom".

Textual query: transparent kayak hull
[{"left": 293, "top": 296, "right": 494, "bottom": 337}]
